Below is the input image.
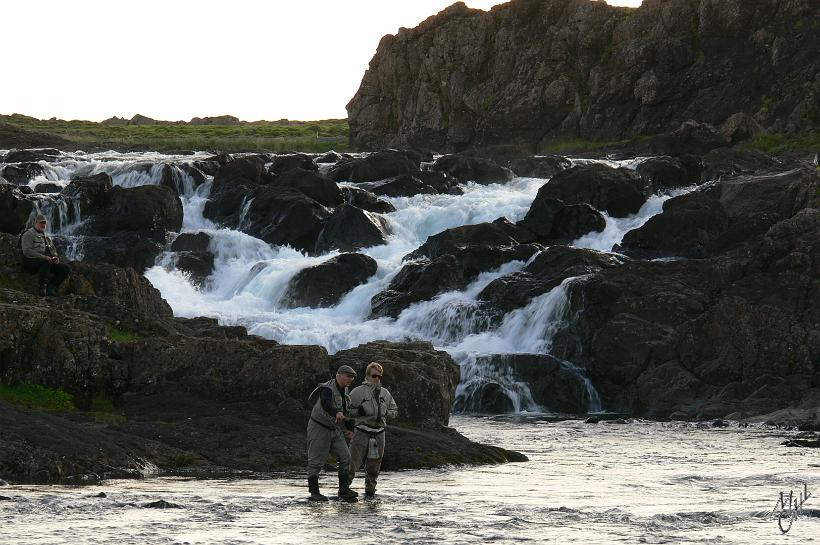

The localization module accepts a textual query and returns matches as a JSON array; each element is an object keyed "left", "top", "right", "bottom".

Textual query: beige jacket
[
  {"left": 349, "top": 383, "right": 398, "bottom": 430},
  {"left": 21, "top": 228, "right": 57, "bottom": 261}
]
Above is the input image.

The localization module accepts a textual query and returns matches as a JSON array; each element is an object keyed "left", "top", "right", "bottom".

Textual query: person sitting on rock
[
  {"left": 20, "top": 214, "right": 70, "bottom": 296},
  {"left": 348, "top": 361, "right": 398, "bottom": 498},
  {"left": 305, "top": 365, "right": 359, "bottom": 502}
]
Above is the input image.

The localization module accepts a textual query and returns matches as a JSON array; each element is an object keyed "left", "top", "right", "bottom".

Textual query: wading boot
[
  {"left": 337, "top": 472, "right": 358, "bottom": 501},
  {"left": 307, "top": 476, "right": 328, "bottom": 502},
  {"left": 38, "top": 283, "right": 47, "bottom": 296},
  {"left": 46, "top": 283, "right": 57, "bottom": 297}
]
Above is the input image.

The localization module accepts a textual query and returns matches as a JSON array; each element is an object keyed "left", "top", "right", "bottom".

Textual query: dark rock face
[
  {"left": 348, "top": 0, "right": 818, "bottom": 150},
  {"left": 32, "top": 183, "right": 62, "bottom": 194},
  {"left": 272, "top": 168, "right": 343, "bottom": 207},
  {"left": 3, "top": 148, "right": 60, "bottom": 163},
  {"left": 242, "top": 186, "right": 331, "bottom": 252},
  {"left": 0, "top": 183, "right": 35, "bottom": 235},
  {"left": 1, "top": 163, "right": 44, "bottom": 185},
  {"left": 83, "top": 185, "right": 183, "bottom": 235},
  {"left": 358, "top": 174, "right": 438, "bottom": 197},
  {"left": 619, "top": 167, "right": 815, "bottom": 258},
  {"left": 700, "top": 147, "right": 782, "bottom": 182},
  {"left": 282, "top": 253, "right": 378, "bottom": 308},
  {"left": 636, "top": 156, "right": 701, "bottom": 190},
  {"left": 340, "top": 186, "right": 397, "bottom": 213},
  {"left": 534, "top": 164, "right": 651, "bottom": 217},
  {"left": 270, "top": 153, "right": 318, "bottom": 175},
  {"left": 328, "top": 150, "right": 420, "bottom": 183},
  {"left": 516, "top": 198, "right": 605, "bottom": 244},
  {"left": 314, "top": 203, "right": 391, "bottom": 254},
  {"left": 506, "top": 155, "right": 571, "bottom": 179},
  {"left": 550, "top": 170, "right": 818, "bottom": 421},
  {"left": 371, "top": 222, "right": 542, "bottom": 318},
  {"left": 171, "top": 232, "right": 211, "bottom": 253},
  {"left": 202, "top": 156, "right": 268, "bottom": 224},
  {"left": 65, "top": 233, "right": 168, "bottom": 272},
  {"left": 62, "top": 173, "right": 114, "bottom": 215},
  {"left": 719, "top": 113, "right": 764, "bottom": 145},
  {"left": 330, "top": 341, "right": 458, "bottom": 427},
  {"left": 478, "top": 246, "right": 621, "bottom": 316},
  {"left": 431, "top": 155, "right": 514, "bottom": 185},
  {"left": 456, "top": 354, "right": 595, "bottom": 414},
  {"left": 315, "top": 151, "right": 343, "bottom": 164},
  {"left": 649, "top": 121, "right": 730, "bottom": 158},
  {"left": 171, "top": 233, "right": 215, "bottom": 286}
]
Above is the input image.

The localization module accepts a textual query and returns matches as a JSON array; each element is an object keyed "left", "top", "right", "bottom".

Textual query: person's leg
[
  {"left": 348, "top": 431, "right": 368, "bottom": 485},
  {"left": 23, "top": 259, "right": 51, "bottom": 295},
  {"left": 331, "top": 431, "right": 356, "bottom": 499},
  {"left": 364, "top": 433, "right": 386, "bottom": 496},
  {"left": 306, "top": 422, "right": 332, "bottom": 501},
  {"left": 47, "top": 263, "right": 70, "bottom": 295}
]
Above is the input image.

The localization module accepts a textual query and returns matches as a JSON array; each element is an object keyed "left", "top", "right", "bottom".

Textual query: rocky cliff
[{"left": 347, "top": 0, "right": 819, "bottom": 151}]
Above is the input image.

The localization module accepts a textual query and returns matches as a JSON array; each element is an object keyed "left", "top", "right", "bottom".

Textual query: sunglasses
[{"left": 369, "top": 374, "right": 382, "bottom": 379}]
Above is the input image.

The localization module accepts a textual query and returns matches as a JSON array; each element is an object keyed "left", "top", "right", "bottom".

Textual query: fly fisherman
[
  {"left": 20, "top": 214, "right": 70, "bottom": 296},
  {"left": 348, "top": 362, "right": 398, "bottom": 498},
  {"left": 305, "top": 365, "right": 359, "bottom": 502}
]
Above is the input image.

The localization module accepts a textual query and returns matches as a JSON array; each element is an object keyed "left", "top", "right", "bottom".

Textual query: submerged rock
[{"left": 282, "top": 253, "right": 377, "bottom": 308}]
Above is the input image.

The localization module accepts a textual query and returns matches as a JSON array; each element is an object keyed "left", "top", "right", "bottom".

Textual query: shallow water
[{"left": 2, "top": 416, "right": 818, "bottom": 544}]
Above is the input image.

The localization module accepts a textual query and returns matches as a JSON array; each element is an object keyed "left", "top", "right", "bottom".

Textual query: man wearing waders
[
  {"left": 348, "top": 362, "right": 398, "bottom": 498},
  {"left": 306, "top": 365, "right": 358, "bottom": 502}
]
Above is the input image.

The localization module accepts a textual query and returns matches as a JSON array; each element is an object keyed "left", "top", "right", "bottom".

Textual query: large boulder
[
  {"left": 314, "top": 203, "right": 391, "bottom": 254},
  {"left": 478, "top": 246, "right": 621, "bottom": 315},
  {"left": 203, "top": 156, "right": 268, "bottom": 224},
  {"left": 340, "top": 186, "right": 396, "bottom": 213},
  {"left": 83, "top": 185, "right": 183, "bottom": 235},
  {"left": 1, "top": 163, "right": 44, "bottom": 186},
  {"left": 357, "top": 174, "right": 438, "bottom": 197},
  {"left": 534, "top": 164, "right": 651, "bottom": 217},
  {"left": 700, "top": 147, "right": 783, "bottom": 182},
  {"left": 330, "top": 341, "right": 459, "bottom": 427},
  {"left": 328, "top": 150, "right": 420, "bottom": 183},
  {"left": 281, "top": 253, "right": 378, "bottom": 308},
  {"left": 635, "top": 156, "right": 702, "bottom": 190},
  {"left": 516, "top": 198, "right": 606, "bottom": 244},
  {"left": 60, "top": 232, "right": 168, "bottom": 271},
  {"left": 507, "top": 155, "right": 572, "bottom": 179},
  {"left": 431, "top": 155, "right": 514, "bottom": 184},
  {"left": 61, "top": 172, "right": 114, "bottom": 216},
  {"left": 272, "top": 168, "right": 343, "bottom": 207},
  {"left": 3, "top": 148, "right": 60, "bottom": 163},
  {"left": 171, "top": 232, "right": 215, "bottom": 286},
  {"left": 650, "top": 121, "right": 730, "bottom": 158},
  {"left": 241, "top": 185, "right": 331, "bottom": 252},
  {"left": 0, "top": 183, "right": 36, "bottom": 235},
  {"left": 270, "top": 153, "right": 318, "bottom": 174}
]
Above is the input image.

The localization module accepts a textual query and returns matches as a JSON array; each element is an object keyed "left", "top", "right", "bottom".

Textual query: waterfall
[{"left": 25, "top": 150, "right": 690, "bottom": 416}]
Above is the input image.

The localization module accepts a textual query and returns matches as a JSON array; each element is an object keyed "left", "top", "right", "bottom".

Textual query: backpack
[{"left": 17, "top": 228, "right": 26, "bottom": 251}]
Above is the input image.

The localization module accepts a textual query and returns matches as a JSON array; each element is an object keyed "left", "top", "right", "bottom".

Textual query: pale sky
[{"left": 2, "top": 0, "right": 641, "bottom": 122}]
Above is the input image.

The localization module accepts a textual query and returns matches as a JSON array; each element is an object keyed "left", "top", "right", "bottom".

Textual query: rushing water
[
  {"left": 2, "top": 150, "right": 694, "bottom": 413},
  {"left": 1, "top": 416, "right": 818, "bottom": 544}
]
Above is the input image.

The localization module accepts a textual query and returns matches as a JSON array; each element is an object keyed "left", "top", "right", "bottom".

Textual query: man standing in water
[
  {"left": 306, "top": 365, "right": 359, "bottom": 502},
  {"left": 20, "top": 214, "right": 70, "bottom": 296},
  {"left": 349, "top": 362, "right": 398, "bottom": 498}
]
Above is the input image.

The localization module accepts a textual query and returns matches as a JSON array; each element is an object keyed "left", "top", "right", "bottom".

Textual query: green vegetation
[
  {"left": 0, "top": 275, "right": 29, "bottom": 291},
  {"left": 1, "top": 113, "right": 350, "bottom": 153},
  {"left": 107, "top": 326, "right": 141, "bottom": 343},
  {"left": 743, "top": 132, "right": 820, "bottom": 154},
  {"left": 0, "top": 383, "right": 75, "bottom": 411}
]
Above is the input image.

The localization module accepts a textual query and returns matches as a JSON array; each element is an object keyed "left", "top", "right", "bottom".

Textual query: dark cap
[{"left": 336, "top": 365, "right": 357, "bottom": 377}]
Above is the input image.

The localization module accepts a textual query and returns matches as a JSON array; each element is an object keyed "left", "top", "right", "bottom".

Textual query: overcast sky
[{"left": 2, "top": 0, "right": 641, "bottom": 122}]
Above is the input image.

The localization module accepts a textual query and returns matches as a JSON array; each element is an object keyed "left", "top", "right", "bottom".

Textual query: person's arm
[
  {"left": 386, "top": 391, "right": 398, "bottom": 420},
  {"left": 21, "top": 231, "right": 48, "bottom": 261},
  {"left": 319, "top": 388, "right": 336, "bottom": 417}
]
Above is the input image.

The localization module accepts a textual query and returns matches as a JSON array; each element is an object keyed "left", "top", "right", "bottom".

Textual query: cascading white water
[{"left": 21, "top": 151, "right": 692, "bottom": 415}]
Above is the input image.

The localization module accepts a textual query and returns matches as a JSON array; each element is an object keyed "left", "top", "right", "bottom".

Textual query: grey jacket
[
  {"left": 307, "top": 378, "right": 351, "bottom": 431},
  {"left": 21, "top": 228, "right": 57, "bottom": 261},
  {"left": 349, "top": 383, "right": 398, "bottom": 430}
]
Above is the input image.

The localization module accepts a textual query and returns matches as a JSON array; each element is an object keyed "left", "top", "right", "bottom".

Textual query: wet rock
[
  {"left": 270, "top": 153, "right": 318, "bottom": 174},
  {"left": 478, "top": 246, "right": 621, "bottom": 315},
  {"left": 83, "top": 185, "right": 183, "bottom": 235},
  {"left": 32, "top": 182, "right": 62, "bottom": 193},
  {"left": 65, "top": 473, "right": 101, "bottom": 485},
  {"left": 507, "top": 155, "right": 572, "bottom": 179},
  {"left": 272, "top": 168, "right": 343, "bottom": 207},
  {"left": 314, "top": 203, "right": 391, "bottom": 254},
  {"left": 316, "top": 151, "right": 343, "bottom": 164},
  {"left": 175, "top": 253, "right": 215, "bottom": 286},
  {"left": 3, "top": 148, "right": 60, "bottom": 163},
  {"left": 700, "top": 147, "right": 782, "bottom": 182},
  {"left": 282, "top": 253, "right": 377, "bottom": 308},
  {"left": 62, "top": 172, "right": 114, "bottom": 215},
  {"left": 618, "top": 190, "right": 729, "bottom": 258},
  {"left": 242, "top": 186, "right": 331, "bottom": 252},
  {"left": 370, "top": 255, "right": 465, "bottom": 319},
  {"left": 650, "top": 121, "right": 730, "bottom": 158},
  {"left": 171, "top": 232, "right": 211, "bottom": 253},
  {"left": 431, "top": 155, "right": 514, "bottom": 185},
  {"left": 533, "top": 164, "right": 651, "bottom": 218},
  {"left": 93, "top": 492, "right": 107, "bottom": 498},
  {"left": 407, "top": 220, "right": 518, "bottom": 260},
  {"left": 0, "top": 183, "right": 36, "bottom": 235},
  {"left": 782, "top": 438, "right": 820, "bottom": 448},
  {"left": 328, "top": 150, "right": 419, "bottom": 183},
  {"left": 719, "top": 113, "right": 764, "bottom": 145},
  {"left": 340, "top": 186, "right": 396, "bottom": 213},
  {"left": 143, "top": 500, "right": 181, "bottom": 509},
  {"left": 415, "top": 170, "right": 455, "bottom": 193},
  {"left": 64, "top": 232, "right": 168, "bottom": 271},
  {"left": 203, "top": 156, "right": 268, "bottom": 224},
  {"left": 516, "top": 198, "right": 605, "bottom": 244},
  {"left": 358, "top": 174, "right": 438, "bottom": 197},
  {"left": 636, "top": 156, "right": 701, "bottom": 190},
  {"left": 178, "top": 163, "right": 208, "bottom": 187},
  {"left": 0, "top": 496, "right": 11, "bottom": 501},
  {"left": 1, "top": 163, "right": 45, "bottom": 185}
]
